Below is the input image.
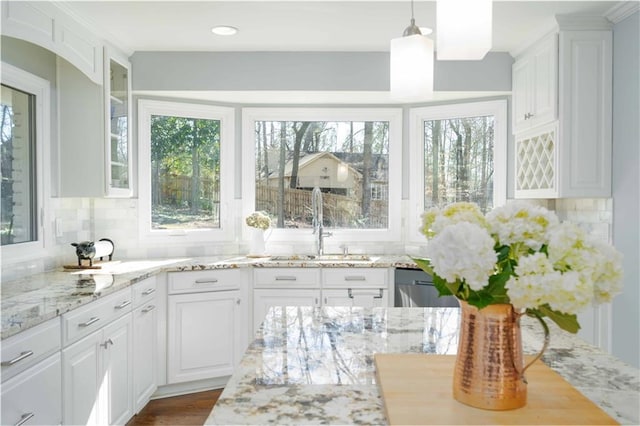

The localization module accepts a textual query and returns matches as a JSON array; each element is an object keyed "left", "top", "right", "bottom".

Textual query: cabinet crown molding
[{"left": 555, "top": 14, "right": 613, "bottom": 31}]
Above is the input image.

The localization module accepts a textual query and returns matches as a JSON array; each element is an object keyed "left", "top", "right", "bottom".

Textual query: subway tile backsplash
[
  {"left": 1, "top": 196, "right": 614, "bottom": 281},
  {"left": 554, "top": 198, "right": 613, "bottom": 243}
]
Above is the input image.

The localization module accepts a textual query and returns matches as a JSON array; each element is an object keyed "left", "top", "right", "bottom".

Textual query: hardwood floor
[{"left": 126, "top": 389, "right": 223, "bottom": 426}]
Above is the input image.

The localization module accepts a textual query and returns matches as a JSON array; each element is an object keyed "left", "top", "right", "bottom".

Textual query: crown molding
[
  {"left": 555, "top": 14, "right": 613, "bottom": 31},
  {"left": 605, "top": 1, "right": 640, "bottom": 24}
]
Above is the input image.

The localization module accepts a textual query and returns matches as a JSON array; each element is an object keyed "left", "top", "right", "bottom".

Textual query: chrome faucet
[{"left": 312, "top": 186, "right": 331, "bottom": 256}]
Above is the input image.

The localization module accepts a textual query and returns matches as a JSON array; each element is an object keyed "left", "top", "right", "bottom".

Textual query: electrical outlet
[{"left": 55, "top": 218, "right": 63, "bottom": 237}]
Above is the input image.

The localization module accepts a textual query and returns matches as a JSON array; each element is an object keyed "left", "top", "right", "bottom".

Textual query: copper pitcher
[{"left": 453, "top": 301, "right": 549, "bottom": 410}]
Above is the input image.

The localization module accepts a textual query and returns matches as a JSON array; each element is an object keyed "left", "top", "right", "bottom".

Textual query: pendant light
[
  {"left": 437, "top": 0, "right": 492, "bottom": 60},
  {"left": 390, "top": 0, "right": 434, "bottom": 101}
]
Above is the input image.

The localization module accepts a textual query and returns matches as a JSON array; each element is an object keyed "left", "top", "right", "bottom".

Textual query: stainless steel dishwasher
[{"left": 394, "top": 268, "right": 459, "bottom": 307}]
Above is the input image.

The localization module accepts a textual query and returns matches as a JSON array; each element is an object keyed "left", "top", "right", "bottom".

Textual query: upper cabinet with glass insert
[{"left": 104, "top": 48, "right": 133, "bottom": 197}]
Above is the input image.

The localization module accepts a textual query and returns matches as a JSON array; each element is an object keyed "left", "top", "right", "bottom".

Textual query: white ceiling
[{"left": 62, "top": 1, "right": 627, "bottom": 55}]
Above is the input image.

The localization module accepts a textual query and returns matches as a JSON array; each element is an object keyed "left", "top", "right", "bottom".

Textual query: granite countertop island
[{"left": 207, "top": 306, "right": 640, "bottom": 425}]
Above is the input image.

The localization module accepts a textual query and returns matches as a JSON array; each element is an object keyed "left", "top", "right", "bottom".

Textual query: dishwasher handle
[{"left": 412, "top": 279, "right": 434, "bottom": 286}]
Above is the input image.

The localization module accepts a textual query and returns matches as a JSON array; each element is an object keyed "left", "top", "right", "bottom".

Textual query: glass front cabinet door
[{"left": 104, "top": 47, "right": 133, "bottom": 197}]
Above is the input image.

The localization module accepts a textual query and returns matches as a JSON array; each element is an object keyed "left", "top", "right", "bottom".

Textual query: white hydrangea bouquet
[
  {"left": 245, "top": 211, "right": 271, "bottom": 230},
  {"left": 413, "top": 201, "right": 623, "bottom": 333}
]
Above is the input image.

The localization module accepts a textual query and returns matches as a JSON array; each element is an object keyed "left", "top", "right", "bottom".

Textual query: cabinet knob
[
  {"left": 100, "top": 338, "right": 114, "bottom": 349},
  {"left": 236, "top": 298, "right": 241, "bottom": 305},
  {"left": 524, "top": 112, "right": 534, "bottom": 120}
]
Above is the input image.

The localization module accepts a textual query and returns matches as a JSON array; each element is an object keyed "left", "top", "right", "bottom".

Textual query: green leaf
[
  {"left": 432, "top": 274, "right": 455, "bottom": 296},
  {"left": 467, "top": 290, "right": 493, "bottom": 309},
  {"left": 538, "top": 305, "right": 581, "bottom": 334},
  {"left": 495, "top": 245, "right": 511, "bottom": 262},
  {"left": 411, "top": 257, "right": 434, "bottom": 276}
]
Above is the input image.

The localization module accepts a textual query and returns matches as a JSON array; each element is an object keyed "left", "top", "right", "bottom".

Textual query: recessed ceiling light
[{"left": 211, "top": 26, "right": 238, "bottom": 36}]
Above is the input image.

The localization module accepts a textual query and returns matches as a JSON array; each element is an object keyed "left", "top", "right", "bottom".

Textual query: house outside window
[
  {"left": 408, "top": 100, "right": 508, "bottom": 242},
  {"left": 138, "top": 100, "right": 234, "bottom": 243},
  {"left": 242, "top": 108, "right": 402, "bottom": 243},
  {"left": 370, "top": 183, "right": 388, "bottom": 201}
]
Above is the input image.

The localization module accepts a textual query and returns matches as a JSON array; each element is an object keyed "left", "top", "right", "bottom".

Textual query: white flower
[
  {"left": 586, "top": 239, "right": 624, "bottom": 304},
  {"left": 425, "top": 222, "right": 497, "bottom": 291},
  {"left": 487, "top": 201, "right": 559, "bottom": 251},
  {"left": 420, "top": 202, "right": 487, "bottom": 239},
  {"left": 245, "top": 211, "right": 271, "bottom": 230}
]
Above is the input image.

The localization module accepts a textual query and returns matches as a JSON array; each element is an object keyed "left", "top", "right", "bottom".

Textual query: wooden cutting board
[{"left": 374, "top": 354, "right": 618, "bottom": 425}]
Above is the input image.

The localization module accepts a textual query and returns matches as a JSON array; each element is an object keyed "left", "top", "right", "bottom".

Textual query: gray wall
[
  {"left": 612, "top": 11, "right": 640, "bottom": 368},
  {"left": 131, "top": 51, "right": 513, "bottom": 92}
]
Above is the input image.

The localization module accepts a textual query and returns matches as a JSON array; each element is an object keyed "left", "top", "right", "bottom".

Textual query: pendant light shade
[
  {"left": 390, "top": 34, "right": 434, "bottom": 100},
  {"left": 437, "top": 0, "right": 492, "bottom": 60},
  {"left": 390, "top": 1, "right": 434, "bottom": 101}
]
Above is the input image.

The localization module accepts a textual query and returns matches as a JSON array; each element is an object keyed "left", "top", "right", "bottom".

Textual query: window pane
[
  {"left": 254, "top": 121, "right": 389, "bottom": 229},
  {"left": 150, "top": 115, "right": 221, "bottom": 230},
  {"left": 1, "top": 84, "right": 36, "bottom": 246},
  {"left": 423, "top": 116, "right": 495, "bottom": 213}
]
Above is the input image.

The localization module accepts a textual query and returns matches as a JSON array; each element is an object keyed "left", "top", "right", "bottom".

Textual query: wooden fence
[
  {"left": 155, "top": 175, "right": 219, "bottom": 210},
  {"left": 256, "top": 183, "right": 387, "bottom": 228}
]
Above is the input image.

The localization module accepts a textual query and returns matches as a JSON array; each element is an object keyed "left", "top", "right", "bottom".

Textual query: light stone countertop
[
  {"left": 206, "top": 306, "right": 640, "bottom": 425},
  {"left": 0, "top": 255, "right": 415, "bottom": 340}
]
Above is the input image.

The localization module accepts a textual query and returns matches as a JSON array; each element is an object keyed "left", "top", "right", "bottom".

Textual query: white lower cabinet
[
  {"left": 1, "top": 352, "right": 62, "bottom": 426},
  {"left": 132, "top": 278, "right": 158, "bottom": 413},
  {"left": 322, "top": 288, "right": 387, "bottom": 307},
  {"left": 253, "top": 289, "right": 321, "bottom": 332},
  {"left": 252, "top": 268, "right": 391, "bottom": 333},
  {"left": 62, "top": 312, "right": 133, "bottom": 425},
  {"left": 167, "top": 270, "right": 249, "bottom": 385}
]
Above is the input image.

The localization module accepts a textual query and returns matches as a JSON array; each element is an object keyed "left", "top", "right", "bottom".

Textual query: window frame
[
  {"left": 137, "top": 99, "right": 235, "bottom": 244},
  {"left": 241, "top": 107, "right": 403, "bottom": 244},
  {"left": 408, "top": 100, "right": 508, "bottom": 243},
  {"left": 0, "top": 62, "right": 51, "bottom": 263}
]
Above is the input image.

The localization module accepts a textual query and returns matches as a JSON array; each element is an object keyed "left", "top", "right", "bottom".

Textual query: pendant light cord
[{"left": 403, "top": 0, "right": 421, "bottom": 36}]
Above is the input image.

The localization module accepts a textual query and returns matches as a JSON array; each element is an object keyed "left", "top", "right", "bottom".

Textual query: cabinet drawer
[
  {"left": 1, "top": 352, "right": 62, "bottom": 426},
  {"left": 253, "top": 268, "right": 320, "bottom": 289},
  {"left": 322, "top": 268, "right": 388, "bottom": 288},
  {"left": 1, "top": 318, "right": 61, "bottom": 382},
  {"left": 168, "top": 269, "right": 242, "bottom": 294},
  {"left": 62, "top": 287, "right": 133, "bottom": 346},
  {"left": 132, "top": 277, "right": 157, "bottom": 307}
]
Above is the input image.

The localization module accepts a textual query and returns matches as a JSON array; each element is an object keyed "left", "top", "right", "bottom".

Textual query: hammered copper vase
[{"left": 453, "top": 301, "right": 548, "bottom": 410}]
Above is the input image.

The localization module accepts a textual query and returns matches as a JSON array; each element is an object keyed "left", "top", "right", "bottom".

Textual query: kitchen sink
[{"left": 268, "top": 254, "right": 377, "bottom": 262}]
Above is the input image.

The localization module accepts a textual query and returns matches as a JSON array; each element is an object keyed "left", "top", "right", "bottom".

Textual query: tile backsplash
[
  {"left": 1, "top": 196, "right": 614, "bottom": 282},
  {"left": 553, "top": 198, "right": 613, "bottom": 243}
]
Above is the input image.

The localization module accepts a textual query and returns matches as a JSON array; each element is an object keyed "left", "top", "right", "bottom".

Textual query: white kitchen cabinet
[
  {"left": 104, "top": 46, "right": 133, "bottom": 197},
  {"left": 322, "top": 268, "right": 389, "bottom": 308},
  {"left": 167, "top": 270, "right": 249, "bottom": 385},
  {"left": 62, "top": 302, "right": 133, "bottom": 425},
  {"left": 1, "top": 0, "right": 103, "bottom": 83},
  {"left": 252, "top": 268, "right": 322, "bottom": 333},
  {"left": 1, "top": 317, "right": 60, "bottom": 382},
  {"left": 253, "top": 289, "right": 321, "bottom": 332},
  {"left": 132, "top": 277, "right": 158, "bottom": 413},
  {"left": 1, "top": 352, "right": 62, "bottom": 426},
  {"left": 512, "top": 32, "right": 558, "bottom": 133},
  {"left": 513, "top": 17, "right": 612, "bottom": 199},
  {"left": 322, "top": 288, "right": 387, "bottom": 308},
  {"left": 252, "top": 268, "right": 392, "bottom": 333}
]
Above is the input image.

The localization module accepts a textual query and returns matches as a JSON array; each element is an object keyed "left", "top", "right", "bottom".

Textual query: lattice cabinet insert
[{"left": 516, "top": 124, "right": 557, "bottom": 196}]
